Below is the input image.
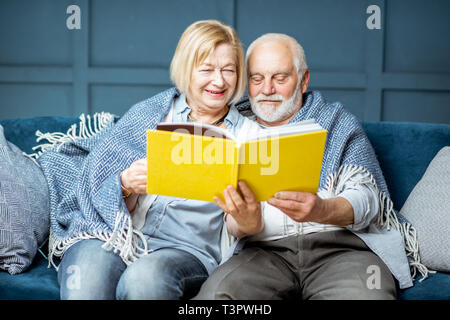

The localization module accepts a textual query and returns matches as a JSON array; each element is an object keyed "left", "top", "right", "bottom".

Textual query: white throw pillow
[{"left": 400, "top": 147, "right": 450, "bottom": 272}]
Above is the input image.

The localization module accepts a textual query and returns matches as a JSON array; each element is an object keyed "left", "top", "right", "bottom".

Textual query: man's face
[{"left": 248, "top": 41, "right": 303, "bottom": 124}]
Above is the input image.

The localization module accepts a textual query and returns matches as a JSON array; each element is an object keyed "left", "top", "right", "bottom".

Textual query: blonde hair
[{"left": 170, "top": 20, "right": 246, "bottom": 105}]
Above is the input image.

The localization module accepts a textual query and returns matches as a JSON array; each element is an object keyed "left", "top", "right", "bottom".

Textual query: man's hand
[
  {"left": 267, "top": 191, "right": 354, "bottom": 226},
  {"left": 121, "top": 158, "right": 147, "bottom": 195},
  {"left": 214, "top": 181, "right": 263, "bottom": 238}
]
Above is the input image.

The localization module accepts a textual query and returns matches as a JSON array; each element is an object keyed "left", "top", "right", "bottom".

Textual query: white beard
[{"left": 250, "top": 83, "right": 302, "bottom": 123}]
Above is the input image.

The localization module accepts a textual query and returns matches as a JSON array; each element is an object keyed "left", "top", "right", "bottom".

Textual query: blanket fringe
[
  {"left": 40, "top": 111, "right": 151, "bottom": 270},
  {"left": 48, "top": 210, "right": 150, "bottom": 271},
  {"left": 323, "top": 164, "right": 435, "bottom": 283},
  {"left": 101, "top": 210, "right": 150, "bottom": 265},
  {"left": 27, "top": 112, "right": 116, "bottom": 160},
  {"left": 22, "top": 151, "right": 41, "bottom": 167}
]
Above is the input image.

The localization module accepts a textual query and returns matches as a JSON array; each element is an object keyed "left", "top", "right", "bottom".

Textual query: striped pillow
[{"left": 0, "top": 125, "right": 50, "bottom": 274}]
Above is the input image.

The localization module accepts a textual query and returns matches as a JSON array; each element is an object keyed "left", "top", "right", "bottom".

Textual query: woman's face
[{"left": 188, "top": 43, "right": 237, "bottom": 112}]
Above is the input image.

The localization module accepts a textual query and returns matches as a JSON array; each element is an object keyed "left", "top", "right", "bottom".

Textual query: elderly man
[{"left": 194, "top": 33, "right": 425, "bottom": 300}]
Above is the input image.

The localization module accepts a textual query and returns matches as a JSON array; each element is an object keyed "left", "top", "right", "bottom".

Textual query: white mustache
[{"left": 255, "top": 94, "right": 285, "bottom": 102}]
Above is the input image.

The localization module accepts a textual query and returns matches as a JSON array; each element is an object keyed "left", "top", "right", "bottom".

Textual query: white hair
[{"left": 245, "top": 33, "right": 308, "bottom": 78}]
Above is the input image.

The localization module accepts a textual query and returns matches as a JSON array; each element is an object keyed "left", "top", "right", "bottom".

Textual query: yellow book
[{"left": 146, "top": 120, "right": 327, "bottom": 202}]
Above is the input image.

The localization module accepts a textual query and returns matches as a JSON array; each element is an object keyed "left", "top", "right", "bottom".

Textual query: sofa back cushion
[
  {"left": 362, "top": 121, "right": 450, "bottom": 210},
  {"left": 0, "top": 117, "right": 79, "bottom": 155}
]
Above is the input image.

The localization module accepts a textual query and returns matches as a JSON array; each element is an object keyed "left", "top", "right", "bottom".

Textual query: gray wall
[{"left": 0, "top": 0, "right": 449, "bottom": 123}]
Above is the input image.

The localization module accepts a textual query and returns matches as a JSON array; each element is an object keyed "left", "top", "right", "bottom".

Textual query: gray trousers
[{"left": 194, "top": 230, "right": 397, "bottom": 300}]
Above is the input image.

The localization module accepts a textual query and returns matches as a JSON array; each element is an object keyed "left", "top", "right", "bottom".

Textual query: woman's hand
[
  {"left": 120, "top": 158, "right": 148, "bottom": 195},
  {"left": 214, "top": 181, "right": 263, "bottom": 238}
]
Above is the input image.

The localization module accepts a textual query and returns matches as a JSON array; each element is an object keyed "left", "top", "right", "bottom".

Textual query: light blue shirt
[
  {"left": 140, "top": 94, "right": 246, "bottom": 275},
  {"left": 172, "top": 94, "right": 245, "bottom": 135}
]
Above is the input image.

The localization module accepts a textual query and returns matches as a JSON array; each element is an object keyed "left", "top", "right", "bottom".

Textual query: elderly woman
[{"left": 46, "top": 20, "right": 259, "bottom": 300}]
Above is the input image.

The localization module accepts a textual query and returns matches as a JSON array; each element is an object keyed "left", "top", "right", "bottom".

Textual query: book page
[
  {"left": 157, "top": 122, "right": 236, "bottom": 140},
  {"left": 238, "top": 119, "right": 324, "bottom": 143}
]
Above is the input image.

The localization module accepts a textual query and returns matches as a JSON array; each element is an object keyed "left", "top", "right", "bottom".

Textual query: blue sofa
[{"left": 0, "top": 116, "right": 449, "bottom": 300}]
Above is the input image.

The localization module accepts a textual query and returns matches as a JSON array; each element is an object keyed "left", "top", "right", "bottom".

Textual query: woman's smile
[{"left": 205, "top": 89, "right": 226, "bottom": 97}]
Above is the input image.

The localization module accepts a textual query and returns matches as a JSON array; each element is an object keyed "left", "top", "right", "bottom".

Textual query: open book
[{"left": 146, "top": 119, "right": 327, "bottom": 202}]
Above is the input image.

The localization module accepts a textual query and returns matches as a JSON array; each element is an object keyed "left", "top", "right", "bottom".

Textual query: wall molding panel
[{"left": 0, "top": 0, "right": 449, "bottom": 123}]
